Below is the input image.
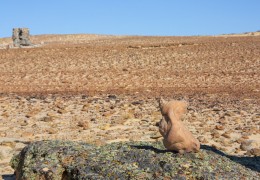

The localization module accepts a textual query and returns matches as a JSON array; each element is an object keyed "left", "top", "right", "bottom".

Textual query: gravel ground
[{"left": 0, "top": 34, "right": 259, "bottom": 177}]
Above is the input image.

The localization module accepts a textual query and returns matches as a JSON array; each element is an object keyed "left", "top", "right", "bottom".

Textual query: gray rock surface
[
  {"left": 12, "top": 28, "right": 32, "bottom": 47},
  {"left": 11, "top": 140, "right": 260, "bottom": 179}
]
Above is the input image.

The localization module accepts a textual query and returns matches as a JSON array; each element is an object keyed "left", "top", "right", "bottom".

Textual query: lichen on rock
[{"left": 11, "top": 140, "right": 259, "bottom": 179}]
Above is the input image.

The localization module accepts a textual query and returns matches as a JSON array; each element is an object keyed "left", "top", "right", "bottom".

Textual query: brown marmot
[{"left": 158, "top": 98, "right": 200, "bottom": 153}]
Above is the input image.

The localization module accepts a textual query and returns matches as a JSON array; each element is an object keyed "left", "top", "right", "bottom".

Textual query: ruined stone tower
[{"left": 12, "top": 28, "right": 32, "bottom": 47}]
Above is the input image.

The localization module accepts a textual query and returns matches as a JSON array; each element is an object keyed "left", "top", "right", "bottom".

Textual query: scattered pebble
[
  {"left": 77, "top": 121, "right": 90, "bottom": 130},
  {"left": 247, "top": 148, "right": 260, "bottom": 156},
  {"left": 0, "top": 94, "right": 259, "bottom": 176},
  {"left": 39, "top": 116, "right": 53, "bottom": 122},
  {"left": 221, "top": 132, "right": 231, "bottom": 139},
  {"left": 215, "top": 125, "right": 225, "bottom": 130},
  {"left": 240, "top": 140, "right": 259, "bottom": 151}
]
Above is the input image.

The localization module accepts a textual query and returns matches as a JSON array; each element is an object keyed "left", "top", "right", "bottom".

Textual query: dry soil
[{"left": 0, "top": 34, "right": 259, "bottom": 176}]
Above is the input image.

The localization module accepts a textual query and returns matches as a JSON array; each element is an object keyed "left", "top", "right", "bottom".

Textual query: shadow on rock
[
  {"left": 131, "top": 145, "right": 173, "bottom": 154},
  {"left": 1, "top": 174, "right": 15, "bottom": 180},
  {"left": 131, "top": 144, "right": 260, "bottom": 173},
  {"left": 201, "top": 144, "right": 260, "bottom": 173}
]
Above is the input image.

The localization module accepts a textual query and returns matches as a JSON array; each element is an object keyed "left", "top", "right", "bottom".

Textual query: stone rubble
[{"left": 0, "top": 94, "right": 259, "bottom": 175}]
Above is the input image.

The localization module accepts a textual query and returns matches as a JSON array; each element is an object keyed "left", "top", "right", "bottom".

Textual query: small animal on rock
[{"left": 158, "top": 98, "right": 200, "bottom": 153}]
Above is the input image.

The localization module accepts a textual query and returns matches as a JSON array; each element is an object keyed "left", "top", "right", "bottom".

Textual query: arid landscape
[{"left": 0, "top": 33, "right": 260, "bottom": 177}]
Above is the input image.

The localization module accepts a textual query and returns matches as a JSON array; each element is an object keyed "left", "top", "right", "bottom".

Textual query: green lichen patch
[{"left": 11, "top": 140, "right": 259, "bottom": 179}]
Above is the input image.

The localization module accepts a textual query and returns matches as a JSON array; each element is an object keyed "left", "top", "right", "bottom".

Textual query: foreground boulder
[{"left": 11, "top": 140, "right": 259, "bottom": 179}]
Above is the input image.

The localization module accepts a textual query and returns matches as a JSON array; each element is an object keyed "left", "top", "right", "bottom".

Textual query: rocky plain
[{"left": 0, "top": 33, "right": 259, "bottom": 178}]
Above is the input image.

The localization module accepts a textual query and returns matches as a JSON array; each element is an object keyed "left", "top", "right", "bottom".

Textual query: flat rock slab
[{"left": 11, "top": 140, "right": 259, "bottom": 179}]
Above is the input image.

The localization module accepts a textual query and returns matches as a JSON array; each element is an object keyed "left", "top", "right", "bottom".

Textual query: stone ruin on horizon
[{"left": 12, "top": 28, "right": 32, "bottom": 47}]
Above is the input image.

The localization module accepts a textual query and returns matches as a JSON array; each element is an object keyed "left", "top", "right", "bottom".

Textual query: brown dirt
[
  {"left": 0, "top": 34, "right": 259, "bottom": 176},
  {"left": 0, "top": 34, "right": 259, "bottom": 98}
]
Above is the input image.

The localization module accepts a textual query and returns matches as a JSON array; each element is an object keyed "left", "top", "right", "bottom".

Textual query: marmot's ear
[
  {"left": 158, "top": 97, "right": 166, "bottom": 113},
  {"left": 173, "top": 101, "right": 188, "bottom": 118}
]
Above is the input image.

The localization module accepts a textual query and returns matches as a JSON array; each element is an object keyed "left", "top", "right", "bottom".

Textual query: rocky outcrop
[
  {"left": 11, "top": 140, "right": 259, "bottom": 179},
  {"left": 12, "top": 28, "right": 32, "bottom": 47}
]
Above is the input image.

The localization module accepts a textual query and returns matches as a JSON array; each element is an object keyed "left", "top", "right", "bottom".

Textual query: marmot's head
[{"left": 158, "top": 98, "right": 188, "bottom": 119}]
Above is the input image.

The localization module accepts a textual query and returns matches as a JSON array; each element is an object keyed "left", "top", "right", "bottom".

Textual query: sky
[{"left": 1, "top": 0, "right": 260, "bottom": 37}]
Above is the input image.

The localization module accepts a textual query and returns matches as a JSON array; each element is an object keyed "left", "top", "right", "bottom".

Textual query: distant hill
[
  {"left": 1, "top": 31, "right": 260, "bottom": 46},
  {"left": 0, "top": 34, "right": 121, "bottom": 46},
  {"left": 219, "top": 31, "right": 260, "bottom": 37}
]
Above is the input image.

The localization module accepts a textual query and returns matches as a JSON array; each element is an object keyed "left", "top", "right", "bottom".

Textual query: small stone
[
  {"left": 81, "top": 95, "right": 88, "bottom": 99},
  {"left": 148, "top": 126, "right": 157, "bottom": 131},
  {"left": 241, "top": 135, "right": 249, "bottom": 139},
  {"left": 51, "top": 124, "right": 58, "bottom": 128},
  {"left": 212, "top": 144, "right": 217, "bottom": 149},
  {"left": 235, "top": 137, "right": 244, "bottom": 144},
  {"left": 234, "top": 148, "right": 241, "bottom": 154},
  {"left": 42, "top": 167, "right": 49, "bottom": 172},
  {"left": 252, "top": 116, "right": 259, "bottom": 122},
  {"left": 77, "top": 121, "right": 89, "bottom": 130},
  {"left": 57, "top": 109, "right": 67, "bottom": 114},
  {"left": 181, "top": 163, "right": 191, "bottom": 169},
  {"left": 215, "top": 125, "right": 224, "bottom": 130},
  {"left": 1, "top": 112, "right": 9, "bottom": 118},
  {"left": 150, "top": 132, "right": 162, "bottom": 139},
  {"left": 202, "top": 138, "right": 209, "bottom": 143},
  {"left": 20, "top": 120, "right": 28, "bottom": 126},
  {"left": 235, "top": 118, "right": 242, "bottom": 123},
  {"left": 225, "top": 111, "right": 235, "bottom": 116},
  {"left": 0, "top": 150, "right": 4, "bottom": 160},
  {"left": 219, "top": 147, "right": 227, "bottom": 152},
  {"left": 93, "top": 139, "right": 106, "bottom": 146},
  {"left": 132, "top": 100, "right": 143, "bottom": 105},
  {"left": 99, "top": 124, "right": 110, "bottom": 130},
  {"left": 212, "top": 107, "right": 221, "bottom": 112},
  {"left": 129, "top": 135, "right": 141, "bottom": 141},
  {"left": 211, "top": 131, "right": 220, "bottom": 138},
  {"left": 141, "top": 119, "right": 149, "bottom": 123},
  {"left": 218, "top": 119, "right": 228, "bottom": 125},
  {"left": 102, "top": 111, "right": 112, "bottom": 117},
  {"left": 21, "top": 132, "right": 34, "bottom": 138},
  {"left": 0, "top": 141, "right": 15, "bottom": 148},
  {"left": 249, "top": 148, "right": 260, "bottom": 156},
  {"left": 0, "top": 147, "right": 13, "bottom": 160},
  {"left": 197, "top": 136, "right": 204, "bottom": 142},
  {"left": 47, "top": 112, "right": 57, "bottom": 117},
  {"left": 47, "top": 128, "right": 57, "bottom": 134},
  {"left": 203, "top": 127, "right": 211, "bottom": 132},
  {"left": 31, "top": 124, "right": 38, "bottom": 128},
  {"left": 25, "top": 114, "right": 32, "bottom": 118},
  {"left": 235, "top": 126, "right": 242, "bottom": 130},
  {"left": 108, "top": 95, "right": 117, "bottom": 99},
  {"left": 240, "top": 140, "right": 259, "bottom": 151},
  {"left": 0, "top": 132, "right": 7, "bottom": 137},
  {"left": 221, "top": 139, "right": 231, "bottom": 147},
  {"left": 134, "top": 112, "right": 142, "bottom": 119},
  {"left": 90, "top": 118, "right": 96, "bottom": 122},
  {"left": 39, "top": 116, "right": 53, "bottom": 122},
  {"left": 245, "top": 150, "right": 252, "bottom": 156},
  {"left": 221, "top": 132, "right": 231, "bottom": 139},
  {"left": 81, "top": 104, "right": 89, "bottom": 111}
]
